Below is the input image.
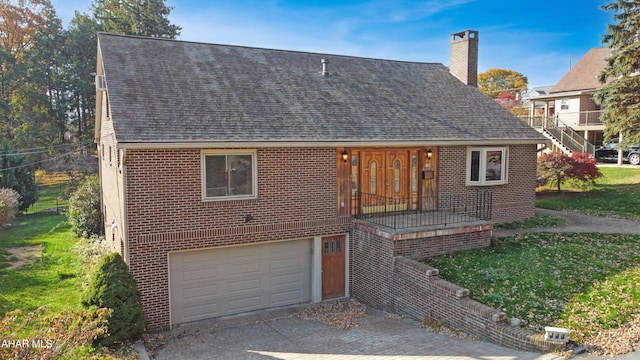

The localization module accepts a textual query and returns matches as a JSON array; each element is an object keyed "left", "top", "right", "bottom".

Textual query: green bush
[
  {"left": 0, "top": 140, "right": 38, "bottom": 211},
  {"left": 0, "top": 188, "right": 20, "bottom": 228},
  {"left": 68, "top": 174, "right": 103, "bottom": 237},
  {"left": 82, "top": 253, "right": 145, "bottom": 346}
]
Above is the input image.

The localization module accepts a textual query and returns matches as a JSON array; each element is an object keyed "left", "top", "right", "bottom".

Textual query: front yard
[{"left": 428, "top": 166, "right": 640, "bottom": 355}]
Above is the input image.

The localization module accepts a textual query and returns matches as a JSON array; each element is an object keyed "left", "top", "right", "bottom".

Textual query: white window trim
[
  {"left": 466, "top": 147, "right": 508, "bottom": 186},
  {"left": 201, "top": 149, "right": 258, "bottom": 201}
]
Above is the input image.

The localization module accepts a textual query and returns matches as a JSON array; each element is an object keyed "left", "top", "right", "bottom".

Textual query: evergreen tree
[
  {"left": 594, "top": 0, "right": 640, "bottom": 147},
  {"left": 66, "top": 12, "right": 99, "bottom": 143},
  {"left": 82, "top": 253, "right": 145, "bottom": 346},
  {"left": 92, "top": 0, "right": 181, "bottom": 38}
]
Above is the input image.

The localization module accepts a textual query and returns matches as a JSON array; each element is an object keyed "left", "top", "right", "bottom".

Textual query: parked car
[{"left": 595, "top": 138, "right": 640, "bottom": 165}]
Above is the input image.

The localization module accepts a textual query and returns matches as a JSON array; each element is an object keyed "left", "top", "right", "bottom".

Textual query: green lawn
[
  {"left": 427, "top": 233, "right": 640, "bottom": 338},
  {"left": 536, "top": 166, "right": 640, "bottom": 220},
  {"left": 0, "top": 197, "right": 83, "bottom": 321}
]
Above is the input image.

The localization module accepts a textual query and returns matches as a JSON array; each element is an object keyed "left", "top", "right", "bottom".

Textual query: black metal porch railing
[{"left": 353, "top": 190, "right": 492, "bottom": 229}]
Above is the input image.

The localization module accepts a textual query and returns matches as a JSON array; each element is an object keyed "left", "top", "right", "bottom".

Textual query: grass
[
  {"left": 0, "top": 186, "right": 83, "bottom": 323},
  {"left": 536, "top": 166, "right": 640, "bottom": 220},
  {"left": 428, "top": 233, "right": 640, "bottom": 336},
  {"left": 428, "top": 165, "right": 640, "bottom": 350},
  {"left": 0, "top": 176, "right": 133, "bottom": 359}
]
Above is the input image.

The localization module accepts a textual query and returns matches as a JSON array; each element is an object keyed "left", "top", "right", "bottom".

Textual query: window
[
  {"left": 351, "top": 155, "right": 358, "bottom": 196},
  {"left": 202, "top": 150, "right": 256, "bottom": 200},
  {"left": 466, "top": 147, "right": 507, "bottom": 186},
  {"left": 411, "top": 153, "right": 418, "bottom": 192},
  {"left": 393, "top": 160, "right": 401, "bottom": 193},
  {"left": 560, "top": 99, "right": 569, "bottom": 110},
  {"left": 370, "top": 161, "right": 377, "bottom": 194}
]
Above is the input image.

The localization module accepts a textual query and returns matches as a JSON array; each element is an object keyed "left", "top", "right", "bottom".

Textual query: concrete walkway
[{"left": 493, "top": 208, "right": 640, "bottom": 238}]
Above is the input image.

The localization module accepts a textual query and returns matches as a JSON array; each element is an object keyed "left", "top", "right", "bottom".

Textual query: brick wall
[
  {"left": 438, "top": 145, "right": 537, "bottom": 223},
  {"left": 124, "top": 147, "right": 349, "bottom": 331},
  {"left": 351, "top": 223, "right": 562, "bottom": 352},
  {"left": 393, "top": 257, "right": 562, "bottom": 352}
]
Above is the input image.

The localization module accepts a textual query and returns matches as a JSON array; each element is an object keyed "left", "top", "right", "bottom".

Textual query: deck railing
[
  {"left": 518, "top": 115, "right": 596, "bottom": 155},
  {"left": 353, "top": 190, "right": 492, "bottom": 229}
]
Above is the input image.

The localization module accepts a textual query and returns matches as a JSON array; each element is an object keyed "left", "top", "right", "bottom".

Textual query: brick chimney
[{"left": 450, "top": 30, "right": 479, "bottom": 86}]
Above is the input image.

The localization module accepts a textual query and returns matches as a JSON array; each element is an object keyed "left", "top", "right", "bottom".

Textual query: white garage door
[{"left": 169, "top": 239, "right": 312, "bottom": 325}]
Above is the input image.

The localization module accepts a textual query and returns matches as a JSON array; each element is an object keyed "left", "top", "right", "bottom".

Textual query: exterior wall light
[
  {"left": 427, "top": 149, "right": 433, "bottom": 160},
  {"left": 342, "top": 149, "right": 349, "bottom": 162}
]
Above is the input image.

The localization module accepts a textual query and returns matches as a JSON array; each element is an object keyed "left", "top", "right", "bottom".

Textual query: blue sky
[{"left": 50, "top": 0, "right": 613, "bottom": 88}]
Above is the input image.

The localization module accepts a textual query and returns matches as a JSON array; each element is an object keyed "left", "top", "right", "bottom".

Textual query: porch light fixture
[
  {"left": 426, "top": 149, "right": 433, "bottom": 160},
  {"left": 341, "top": 149, "right": 349, "bottom": 162}
]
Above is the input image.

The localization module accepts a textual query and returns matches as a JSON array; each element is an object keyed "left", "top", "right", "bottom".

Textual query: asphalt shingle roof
[
  {"left": 97, "top": 33, "right": 546, "bottom": 145},
  {"left": 550, "top": 47, "right": 611, "bottom": 94}
]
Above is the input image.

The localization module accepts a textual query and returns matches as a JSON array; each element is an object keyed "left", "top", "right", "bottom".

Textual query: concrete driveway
[{"left": 147, "top": 305, "right": 558, "bottom": 360}]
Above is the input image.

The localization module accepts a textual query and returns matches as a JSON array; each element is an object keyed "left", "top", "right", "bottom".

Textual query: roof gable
[
  {"left": 550, "top": 47, "right": 611, "bottom": 94},
  {"left": 97, "top": 33, "right": 545, "bottom": 145}
]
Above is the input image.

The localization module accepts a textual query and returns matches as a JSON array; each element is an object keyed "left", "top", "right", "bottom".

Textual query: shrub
[
  {"left": 0, "top": 307, "right": 110, "bottom": 359},
  {"left": 0, "top": 140, "right": 38, "bottom": 211},
  {"left": 537, "top": 152, "right": 602, "bottom": 192},
  {"left": 82, "top": 253, "right": 145, "bottom": 346},
  {"left": 566, "top": 152, "right": 602, "bottom": 189},
  {"left": 0, "top": 188, "right": 20, "bottom": 228},
  {"left": 68, "top": 174, "right": 103, "bottom": 238}
]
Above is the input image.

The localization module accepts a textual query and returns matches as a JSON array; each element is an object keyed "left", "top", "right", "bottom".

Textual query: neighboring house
[
  {"left": 522, "top": 48, "right": 611, "bottom": 153},
  {"left": 522, "top": 85, "right": 554, "bottom": 117},
  {"left": 95, "top": 30, "right": 548, "bottom": 335}
]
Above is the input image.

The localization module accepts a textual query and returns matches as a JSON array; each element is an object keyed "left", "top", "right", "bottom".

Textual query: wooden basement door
[{"left": 321, "top": 235, "right": 345, "bottom": 300}]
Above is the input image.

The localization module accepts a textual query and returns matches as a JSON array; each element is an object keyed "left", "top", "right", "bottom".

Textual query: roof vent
[
  {"left": 95, "top": 75, "right": 107, "bottom": 91},
  {"left": 321, "top": 58, "right": 330, "bottom": 76}
]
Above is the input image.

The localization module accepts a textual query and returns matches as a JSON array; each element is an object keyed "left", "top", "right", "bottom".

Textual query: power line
[
  {"left": 0, "top": 141, "right": 94, "bottom": 172},
  {"left": 0, "top": 142, "right": 92, "bottom": 156}
]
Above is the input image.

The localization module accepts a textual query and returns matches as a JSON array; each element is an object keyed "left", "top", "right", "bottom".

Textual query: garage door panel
[
  {"left": 175, "top": 251, "right": 223, "bottom": 267},
  {"left": 227, "top": 246, "right": 261, "bottom": 260},
  {"left": 271, "top": 272, "right": 304, "bottom": 287},
  {"left": 227, "top": 262, "right": 261, "bottom": 277},
  {"left": 228, "top": 278, "right": 262, "bottom": 293},
  {"left": 180, "top": 268, "right": 223, "bottom": 282},
  {"left": 170, "top": 239, "right": 312, "bottom": 325},
  {"left": 271, "top": 289, "right": 305, "bottom": 304},
  {"left": 271, "top": 257, "right": 305, "bottom": 271},
  {"left": 183, "top": 303, "right": 220, "bottom": 319},
  {"left": 182, "top": 284, "right": 220, "bottom": 300},
  {"left": 227, "top": 295, "right": 263, "bottom": 313}
]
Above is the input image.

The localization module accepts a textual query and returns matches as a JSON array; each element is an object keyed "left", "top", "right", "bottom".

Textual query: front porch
[
  {"left": 352, "top": 190, "right": 493, "bottom": 230},
  {"left": 351, "top": 190, "right": 494, "bottom": 261}
]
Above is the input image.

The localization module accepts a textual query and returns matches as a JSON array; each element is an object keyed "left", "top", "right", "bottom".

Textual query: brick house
[{"left": 95, "top": 30, "right": 548, "bottom": 337}]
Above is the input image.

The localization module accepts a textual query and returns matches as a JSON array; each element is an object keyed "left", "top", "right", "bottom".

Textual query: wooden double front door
[{"left": 350, "top": 148, "right": 437, "bottom": 215}]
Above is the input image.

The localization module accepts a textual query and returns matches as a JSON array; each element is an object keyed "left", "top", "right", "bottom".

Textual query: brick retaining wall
[{"left": 351, "top": 222, "right": 563, "bottom": 353}]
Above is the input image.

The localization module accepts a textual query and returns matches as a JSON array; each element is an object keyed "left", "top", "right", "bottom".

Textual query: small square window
[
  {"left": 560, "top": 99, "right": 569, "bottom": 110},
  {"left": 466, "top": 147, "right": 507, "bottom": 186},
  {"left": 202, "top": 150, "right": 257, "bottom": 200}
]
